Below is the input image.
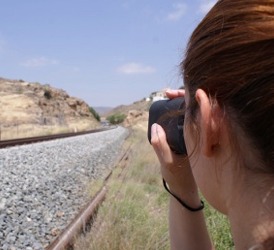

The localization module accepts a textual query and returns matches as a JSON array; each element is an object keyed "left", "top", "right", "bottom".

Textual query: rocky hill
[
  {"left": 0, "top": 77, "right": 100, "bottom": 139},
  {"left": 104, "top": 99, "right": 152, "bottom": 128}
]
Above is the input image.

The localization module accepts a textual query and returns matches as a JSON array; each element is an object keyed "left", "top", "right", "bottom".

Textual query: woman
[{"left": 151, "top": 0, "right": 274, "bottom": 249}]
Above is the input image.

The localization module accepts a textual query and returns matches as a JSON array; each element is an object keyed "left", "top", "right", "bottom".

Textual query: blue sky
[{"left": 0, "top": 0, "right": 217, "bottom": 107}]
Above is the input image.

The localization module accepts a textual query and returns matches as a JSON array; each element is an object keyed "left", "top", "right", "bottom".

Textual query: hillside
[
  {"left": 0, "top": 77, "right": 100, "bottom": 139},
  {"left": 93, "top": 106, "right": 113, "bottom": 116},
  {"left": 105, "top": 99, "right": 151, "bottom": 117},
  {"left": 104, "top": 99, "right": 152, "bottom": 128}
]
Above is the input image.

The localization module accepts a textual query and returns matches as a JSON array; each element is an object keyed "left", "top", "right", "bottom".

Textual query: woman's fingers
[
  {"left": 165, "top": 89, "right": 185, "bottom": 99},
  {"left": 151, "top": 123, "right": 174, "bottom": 168},
  {"left": 151, "top": 123, "right": 196, "bottom": 193}
]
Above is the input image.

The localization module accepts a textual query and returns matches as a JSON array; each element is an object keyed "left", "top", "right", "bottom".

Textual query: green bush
[
  {"left": 89, "top": 107, "right": 101, "bottom": 122},
  {"left": 106, "top": 113, "right": 126, "bottom": 124}
]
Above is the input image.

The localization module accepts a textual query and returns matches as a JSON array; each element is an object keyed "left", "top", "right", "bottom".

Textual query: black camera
[{"left": 147, "top": 97, "right": 187, "bottom": 155}]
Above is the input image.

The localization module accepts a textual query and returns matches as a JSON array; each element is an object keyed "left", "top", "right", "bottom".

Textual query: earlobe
[{"left": 195, "top": 89, "right": 220, "bottom": 157}]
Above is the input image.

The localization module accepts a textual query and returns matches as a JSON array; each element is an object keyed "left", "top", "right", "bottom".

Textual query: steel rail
[
  {"left": 0, "top": 126, "right": 116, "bottom": 149},
  {"left": 45, "top": 138, "right": 132, "bottom": 250},
  {"left": 45, "top": 187, "right": 107, "bottom": 250}
]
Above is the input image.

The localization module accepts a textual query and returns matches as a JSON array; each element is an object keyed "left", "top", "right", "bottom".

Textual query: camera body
[{"left": 147, "top": 97, "right": 187, "bottom": 155}]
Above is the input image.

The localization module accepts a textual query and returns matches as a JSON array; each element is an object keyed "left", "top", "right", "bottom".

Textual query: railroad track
[
  {"left": 46, "top": 133, "right": 132, "bottom": 250},
  {"left": 0, "top": 126, "right": 129, "bottom": 250},
  {"left": 0, "top": 126, "right": 116, "bottom": 149}
]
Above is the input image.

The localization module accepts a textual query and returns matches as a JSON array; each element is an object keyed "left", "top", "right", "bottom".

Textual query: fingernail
[{"left": 151, "top": 123, "right": 158, "bottom": 139}]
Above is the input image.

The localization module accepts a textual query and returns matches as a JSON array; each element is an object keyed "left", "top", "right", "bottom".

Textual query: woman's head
[{"left": 182, "top": 0, "right": 274, "bottom": 173}]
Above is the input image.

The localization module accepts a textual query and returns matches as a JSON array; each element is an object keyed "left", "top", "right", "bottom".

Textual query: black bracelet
[{"left": 163, "top": 179, "right": 204, "bottom": 212}]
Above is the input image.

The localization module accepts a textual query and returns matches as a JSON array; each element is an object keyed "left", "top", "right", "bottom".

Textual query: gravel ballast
[{"left": 0, "top": 126, "right": 129, "bottom": 250}]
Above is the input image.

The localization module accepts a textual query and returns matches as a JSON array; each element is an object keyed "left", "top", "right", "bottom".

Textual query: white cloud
[
  {"left": 199, "top": 0, "right": 217, "bottom": 14},
  {"left": 166, "top": 3, "right": 187, "bottom": 21},
  {"left": 117, "top": 62, "right": 156, "bottom": 75},
  {"left": 21, "top": 57, "right": 59, "bottom": 68}
]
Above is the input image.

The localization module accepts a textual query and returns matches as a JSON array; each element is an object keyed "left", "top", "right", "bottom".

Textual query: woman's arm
[
  {"left": 169, "top": 198, "right": 213, "bottom": 250},
  {"left": 150, "top": 90, "right": 213, "bottom": 249},
  {"left": 151, "top": 123, "right": 213, "bottom": 249},
  {"left": 167, "top": 150, "right": 212, "bottom": 249}
]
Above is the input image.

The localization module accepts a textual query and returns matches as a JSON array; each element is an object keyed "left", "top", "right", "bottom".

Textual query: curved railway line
[
  {"left": 46, "top": 145, "right": 131, "bottom": 250},
  {"left": 0, "top": 125, "right": 130, "bottom": 250},
  {"left": 0, "top": 126, "right": 116, "bottom": 149}
]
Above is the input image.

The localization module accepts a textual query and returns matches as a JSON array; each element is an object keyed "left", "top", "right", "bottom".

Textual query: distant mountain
[{"left": 93, "top": 106, "right": 113, "bottom": 116}]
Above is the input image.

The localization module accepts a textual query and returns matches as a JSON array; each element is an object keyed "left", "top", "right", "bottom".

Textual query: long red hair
[{"left": 182, "top": 0, "right": 274, "bottom": 171}]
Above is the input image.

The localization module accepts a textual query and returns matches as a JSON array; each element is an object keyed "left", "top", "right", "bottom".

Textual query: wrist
[
  {"left": 164, "top": 178, "right": 199, "bottom": 201},
  {"left": 163, "top": 179, "right": 204, "bottom": 212}
]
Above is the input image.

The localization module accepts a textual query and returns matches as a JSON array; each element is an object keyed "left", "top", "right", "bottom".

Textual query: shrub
[
  {"left": 44, "top": 89, "right": 52, "bottom": 99},
  {"left": 89, "top": 107, "right": 101, "bottom": 122},
  {"left": 106, "top": 113, "right": 126, "bottom": 124}
]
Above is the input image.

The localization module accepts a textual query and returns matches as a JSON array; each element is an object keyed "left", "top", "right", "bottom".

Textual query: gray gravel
[{"left": 0, "top": 126, "right": 129, "bottom": 250}]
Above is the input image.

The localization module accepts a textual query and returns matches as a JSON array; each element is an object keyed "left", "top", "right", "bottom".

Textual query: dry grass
[
  {"left": 73, "top": 124, "right": 233, "bottom": 250},
  {"left": 74, "top": 126, "right": 170, "bottom": 250}
]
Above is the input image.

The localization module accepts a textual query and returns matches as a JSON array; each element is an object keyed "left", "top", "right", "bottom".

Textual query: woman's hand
[
  {"left": 165, "top": 89, "right": 185, "bottom": 99},
  {"left": 150, "top": 89, "right": 199, "bottom": 202}
]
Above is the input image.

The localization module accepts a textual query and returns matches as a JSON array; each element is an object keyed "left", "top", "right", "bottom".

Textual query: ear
[{"left": 195, "top": 89, "right": 220, "bottom": 157}]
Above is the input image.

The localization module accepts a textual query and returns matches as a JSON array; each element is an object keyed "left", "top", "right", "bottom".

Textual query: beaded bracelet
[{"left": 163, "top": 179, "right": 204, "bottom": 212}]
